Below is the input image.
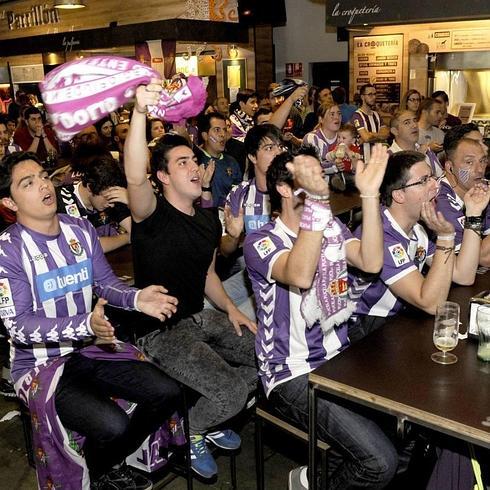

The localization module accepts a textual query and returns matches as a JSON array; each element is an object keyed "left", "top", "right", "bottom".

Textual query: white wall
[{"left": 273, "top": 0, "right": 348, "bottom": 83}]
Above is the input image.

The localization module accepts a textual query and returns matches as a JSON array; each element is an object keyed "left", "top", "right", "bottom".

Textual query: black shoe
[
  {"left": 0, "top": 378, "right": 16, "bottom": 398},
  {"left": 91, "top": 464, "right": 152, "bottom": 490}
]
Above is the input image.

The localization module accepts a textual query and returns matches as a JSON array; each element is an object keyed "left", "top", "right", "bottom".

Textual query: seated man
[
  {"left": 350, "top": 150, "right": 487, "bottom": 339},
  {"left": 417, "top": 98, "right": 445, "bottom": 154},
  {"left": 436, "top": 137, "right": 490, "bottom": 266},
  {"left": 244, "top": 144, "right": 395, "bottom": 489},
  {"left": 124, "top": 83, "right": 257, "bottom": 479},
  {"left": 56, "top": 154, "right": 131, "bottom": 253},
  {"left": 0, "top": 151, "right": 181, "bottom": 490}
]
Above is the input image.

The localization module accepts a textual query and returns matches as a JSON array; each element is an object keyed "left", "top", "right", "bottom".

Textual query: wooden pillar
[{"left": 253, "top": 25, "right": 274, "bottom": 96}]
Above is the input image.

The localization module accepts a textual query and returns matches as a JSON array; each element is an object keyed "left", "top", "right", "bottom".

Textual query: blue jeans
[
  {"left": 55, "top": 353, "right": 181, "bottom": 478},
  {"left": 270, "top": 373, "right": 398, "bottom": 489},
  {"left": 137, "top": 309, "right": 256, "bottom": 434}
]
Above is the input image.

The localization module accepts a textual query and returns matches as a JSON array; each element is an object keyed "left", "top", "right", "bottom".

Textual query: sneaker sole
[
  {"left": 205, "top": 436, "right": 240, "bottom": 451},
  {"left": 190, "top": 463, "right": 217, "bottom": 479}
]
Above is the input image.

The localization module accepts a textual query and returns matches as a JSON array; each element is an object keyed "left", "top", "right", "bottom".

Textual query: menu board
[
  {"left": 353, "top": 34, "right": 403, "bottom": 103},
  {"left": 416, "top": 28, "right": 490, "bottom": 53}
]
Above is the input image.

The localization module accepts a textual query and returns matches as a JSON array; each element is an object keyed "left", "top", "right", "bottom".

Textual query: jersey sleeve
[
  {"left": 435, "top": 185, "right": 465, "bottom": 248},
  {"left": 350, "top": 112, "right": 365, "bottom": 130}
]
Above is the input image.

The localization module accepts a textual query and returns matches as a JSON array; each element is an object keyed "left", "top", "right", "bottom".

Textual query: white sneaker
[{"left": 288, "top": 465, "right": 308, "bottom": 489}]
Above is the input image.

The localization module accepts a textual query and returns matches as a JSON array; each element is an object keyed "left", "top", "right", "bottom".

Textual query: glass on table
[
  {"left": 476, "top": 305, "right": 490, "bottom": 362},
  {"left": 431, "top": 301, "right": 460, "bottom": 365}
]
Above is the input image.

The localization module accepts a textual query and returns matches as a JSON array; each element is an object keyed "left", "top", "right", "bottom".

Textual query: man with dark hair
[
  {"left": 443, "top": 122, "right": 488, "bottom": 156},
  {"left": 389, "top": 109, "right": 443, "bottom": 176},
  {"left": 253, "top": 107, "right": 272, "bottom": 126},
  {"left": 0, "top": 117, "right": 21, "bottom": 156},
  {"left": 332, "top": 86, "right": 356, "bottom": 124},
  {"left": 124, "top": 83, "right": 257, "bottom": 479},
  {"left": 13, "top": 107, "right": 58, "bottom": 162},
  {"left": 417, "top": 98, "right": 445, "bottom": 153},
  {"left": 350, "top": 83, "right": 390, "bottom": 160},
  {"left": 431, "top": 90, "right": 462, "bottom": 131},
  {"left": 349, "top": 150, "right": 485, "bottom": 338},
  {"left": 195, "top": 112, "right": 242, "bottom": 207},
  {"left": 229, "top": 89, "right": 259, "bottom": 141},
  {"left": 436, "top": 137, "right": 490, "bottom": 265},
  {"left": 0, "top": 150, "right": 181, "bottom": 490},
  {"left": 56, "top": 154, "right": 131, "bottom": 253},
  {"left": 244, "top": 144, "right": 398, "bottom": 489}
]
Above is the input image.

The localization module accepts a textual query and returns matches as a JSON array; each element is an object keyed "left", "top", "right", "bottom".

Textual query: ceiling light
[{"left": 54, "top": 0, "right": 86, "bottom": 9}]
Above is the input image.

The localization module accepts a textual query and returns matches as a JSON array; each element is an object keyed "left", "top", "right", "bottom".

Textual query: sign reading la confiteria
[{"left": 325, "top": 0, "right": 490, "bottom": 26}]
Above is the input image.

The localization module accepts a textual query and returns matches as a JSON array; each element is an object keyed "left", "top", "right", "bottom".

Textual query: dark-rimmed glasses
[{"left": 394, "top": 172, "right": 445, "bottom": 191}]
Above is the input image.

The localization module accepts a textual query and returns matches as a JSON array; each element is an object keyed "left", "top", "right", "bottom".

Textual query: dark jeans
[
  {"left": 138, "top": 309, "right": 256, "bottom": 434},
  {"left": 270, "top": 373, "right": 398, "bottom": 489},
  {"left": 55, "top": 353, "right": 181, "bottom": 478}
]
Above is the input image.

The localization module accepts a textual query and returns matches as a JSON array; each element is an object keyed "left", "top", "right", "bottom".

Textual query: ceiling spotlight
[{"left": 54, "top": 0, "right": 86, "bottom": 9}]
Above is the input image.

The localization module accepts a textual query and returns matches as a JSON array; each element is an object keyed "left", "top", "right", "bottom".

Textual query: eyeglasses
[
  {"left": 394, "top": 172, "right": 445, "bottom": 190},
  {"left": 408, "top": 97, "right": 421, "bottom": 102},
  {"left": 259, "top": 142, "right": 287, "bottom": 152}
]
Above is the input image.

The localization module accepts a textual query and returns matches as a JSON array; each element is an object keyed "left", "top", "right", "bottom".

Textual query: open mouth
[
  {"left": 190, "top": 175, "right": 200, "bottom": 184},
  {"left": 42, "top": 193, "right": 54, "bottom": 205}
]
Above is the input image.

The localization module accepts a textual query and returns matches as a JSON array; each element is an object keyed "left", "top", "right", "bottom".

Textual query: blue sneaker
[
  {"left": 205, "top": 429, "right": 241, "bottom": 450},
  {"left": 189, "top": 434, "right": 217, "bottom": 478}
]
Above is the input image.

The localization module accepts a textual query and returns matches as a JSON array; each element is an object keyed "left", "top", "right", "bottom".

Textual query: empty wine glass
[{"left": 431, "top": 301, "right": 460, "bottom": 365}]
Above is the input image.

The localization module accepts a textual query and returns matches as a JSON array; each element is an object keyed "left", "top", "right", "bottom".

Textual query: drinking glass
[
  {"left": 431, "top": 301, "right": 460, "bottom": 364},
  {"left": 476, "top": 305, "right": 490, "bottom": 362}
]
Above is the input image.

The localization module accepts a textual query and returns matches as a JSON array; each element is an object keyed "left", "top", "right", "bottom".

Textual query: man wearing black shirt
[{"left": 124, "top": 83, "right": 257, "bottom": 479}]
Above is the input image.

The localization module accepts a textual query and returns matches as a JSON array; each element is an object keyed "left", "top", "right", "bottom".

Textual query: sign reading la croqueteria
[{"left": 326, "top": 0, "right": 490, "bottom": 26}]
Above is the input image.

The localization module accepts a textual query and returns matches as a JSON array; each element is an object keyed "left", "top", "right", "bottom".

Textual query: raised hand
[
  {"left": 224, "top": 204, "right": 244, "bottom": 239},
  {"left": 102, "top": 186, "right": 129, "bottom": 206},
  {"left": 137, "top": 285, "right": 178, "bottom": 322},
  {"left": 464, "top": 182, "right": 490, "bottom": 217},
  {"left": 421, "top": 201, "right": 455, "bottom": 235},
  {"left": 90, "top": 298, "right": 115, "bottom": 341},
  {"left": 355, "top": 143, "right": 389, "bottom": 196},
  {"left": 286, "top": 154, "right": 329, "bottom": 197},
  {"left": 135, "top": 79, "right": 162, "bottom": 114},
  {"left": 199, "top": 160, "right": 216, "bottom": 187}
]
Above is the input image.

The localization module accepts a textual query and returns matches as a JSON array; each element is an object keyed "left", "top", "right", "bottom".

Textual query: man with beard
[
  {"left": 389, "top": 110, "right": 443, "bottom": 176},
  {"left": 435, "top": 137, "right": 490, "bottom": 266},
  {"left": 349, "top": 150, "right": 487, "bottom": 341},
  {"left": 195, "top": 112, "right": 242, "bottom": 208},
  {"left": 417, "top": 98, "right": 445, "bottom": 154},
  {"left": 350, "top": 84, "right": 390, "bottom": 160}
]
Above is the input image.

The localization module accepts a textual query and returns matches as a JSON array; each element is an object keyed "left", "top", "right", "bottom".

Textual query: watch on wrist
[{"left": 201, "top": 186, "right": 212, "bottom": 192}]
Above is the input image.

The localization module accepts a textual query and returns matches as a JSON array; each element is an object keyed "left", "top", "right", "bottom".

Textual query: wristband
[
  {"left": 300, "top": 198, "right": 333, "bottom": 232},
  {"left": 134, "top": 105, "right": 147, "bottom": 114},
  {"left": 435, "top": 245, "right": 454, "bottom": 264},
  {"left": 436, "top": 233, "right": 456, "bottom": 241},
  {"left": 201, "top": 186, "right": 212, "bottom": 192},
  {"left": 359, "top": 193, "right": 380, "bottom": 198}
]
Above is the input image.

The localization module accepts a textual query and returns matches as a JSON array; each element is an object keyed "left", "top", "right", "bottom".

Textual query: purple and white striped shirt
[
  {"left": 244, "top": 218, "right": 352, "bottom": 396},
  {"left": 0, "top": 214, "right": 138, "bottom": 383},
  {"left": 302, "top": 128, "right": 338, "bottom": 174}
]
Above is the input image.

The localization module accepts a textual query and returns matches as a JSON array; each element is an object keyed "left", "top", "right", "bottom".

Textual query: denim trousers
[
  {"left": 55, "top": 353, "right": 181, "bottom": 478},
  {"left": 270, "top": 373, "right": 398, "bottom": 489},
  {"left": 137, "top": 309, "right": 256, "bottom": 434}
]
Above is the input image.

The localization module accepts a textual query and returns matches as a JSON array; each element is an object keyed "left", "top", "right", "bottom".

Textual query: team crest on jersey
[
  {"left": 414, "top": 246, "right": 427, "bottom": 264},
  {"left": 0, "top": 278, "right": 15, "bottom": 318},
  {"left": 253, "top": 236, "right": 276, "bottom": 259},
  {"left": 65, "top": 203, "right": 81, "bottom": 218},
  {"left": 354, "top": 119, "right": 360, "bottom": 128},
  {"left": 69, "top": 239, "right": 83, "bottom": 256},
  {"left": 388, "top": 243, "right": 409, "bottom": 267}
]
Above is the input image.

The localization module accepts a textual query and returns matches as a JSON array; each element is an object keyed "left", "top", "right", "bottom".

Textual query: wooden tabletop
[
  {"left": 106, "top": 244, "right": 134, "bottom": 285},
  {"left": 309, "top": 272, "right": 490, "bottom": 448},
  {"left": 330, "top": 190, "right": 361, "bottom": 216}
]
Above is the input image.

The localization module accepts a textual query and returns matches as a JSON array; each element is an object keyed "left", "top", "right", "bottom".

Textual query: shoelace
[{"left": 190, "top": 435, "right": 208, "bottom": 456}]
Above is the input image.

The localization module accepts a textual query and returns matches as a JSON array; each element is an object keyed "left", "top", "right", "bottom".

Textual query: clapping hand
[
  {"left": 137, "top": 285, "right": 178, "bottom": 322},
  {"left": 90, "top": 298, "right": 116, "bottom": 342},
  {"left": 224, "top": 204, "right": 244, "bottom": 239},
  {"left": 354, "top": 143, "right": 389, "bottom": 197},
  {"left": 464, "top": 182, "right": 490, "bottom": 217},
  {"left": 286, "top": 153, "right": 329, "bottom": 198}
]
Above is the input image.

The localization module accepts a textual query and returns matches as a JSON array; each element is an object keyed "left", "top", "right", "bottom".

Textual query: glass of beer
[{"left": 431, "top": 301, "right": 460, "bottom": 364}]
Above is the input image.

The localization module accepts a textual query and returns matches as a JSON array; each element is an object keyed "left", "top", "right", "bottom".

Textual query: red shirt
[{"left": 13, "top": 125, "right": 59, "bottom": 162}]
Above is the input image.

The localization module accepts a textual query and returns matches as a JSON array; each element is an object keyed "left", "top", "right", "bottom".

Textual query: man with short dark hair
[
  {"left": 417, "top": 98, "right": 445, "bottom": 153},
  {"left": 124, "top": 83, "right": 257, "bottom": 479},
  {"left": 229, "top": 89, "right": 259, "bottom": 141},
  {"left": 0, "top": 150, "right": 181, "bottom": 490},
  {"left": 332, "top": 86, "right": 356, "bottom": 124},
  {"left": 0, "top": 118, "right": 21, "bottom": 156},
  {"left": 436, "top": 137, "right": 490, "bottom": 266},
  {"left": 443, "top": 122, "right": 488, "bottom": 156},
  {"left": 432, "top": 90, "right": 462, "bottom": 131},
  {"left": 13, "top": 107, "right": 58, "bottom": 163},
  {"left": 195, "top": 112, "right": 242, "bottom": 208}
]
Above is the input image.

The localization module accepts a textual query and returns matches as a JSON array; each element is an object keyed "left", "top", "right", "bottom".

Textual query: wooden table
[
  {"left": 330, "top": 190, "right": 361, "bottom": 216},
  {"left": 308, "top": 272, "right": 490, "bottom": 489},
  {"left": 105, "top": 244, "right": 134, "bottom": 285}
]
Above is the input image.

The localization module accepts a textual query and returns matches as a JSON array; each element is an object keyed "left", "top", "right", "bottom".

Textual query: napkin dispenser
[{"left": 468, "top": 290, "right": 490, "bottom": 339}]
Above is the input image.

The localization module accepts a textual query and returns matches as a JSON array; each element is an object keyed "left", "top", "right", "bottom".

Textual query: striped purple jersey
[
  {"left": 351, "top": 108, "right": 384, "bottom": 160},
  {"left": 435, "top": 178, "right": 490, "bottom": 251},
  {"left": 388, "top": 141, "right": 444, "bottom": 177},
  {"left": 302, "top": 128, "right": 339, "bottom": 174},
  {"left": 225, "top": 178, "right": 271, "bottom": 235},
  {"left": 0, "top": 214, "right": 138, "bottom": 384},
  {"left": 351, "top": 208, "right": 435, "bottom": 318},
  {"left": 244, "top": 218, "right": 353, "bottom": 396}
]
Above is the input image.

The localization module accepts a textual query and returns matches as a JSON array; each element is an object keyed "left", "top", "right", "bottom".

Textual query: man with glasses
[
  {"left": 436, "top": 137, "right": 490, "bottom": 266},
  {"left": 389, "top": 110, "right": 444, "bottom": 176},
  {"left": 349, "top": 150, "right": 487, "bottom": 341},
  {"left": 195, "top": 112, "right": 242, "bottom": 208},
  {"left": 350, "top": 83, "right": 390, "bottom": 160}
]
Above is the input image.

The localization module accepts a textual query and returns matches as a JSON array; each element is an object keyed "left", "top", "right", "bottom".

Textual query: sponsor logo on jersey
[
  {"left": 36, "top": 259, "right": 92, "bottom": 302},
  {"left": 65, "top": 203, "right": 81, "bottom": 218},
  {"left": 388, "top": 243, "right": 409, "bottom": 267},
  {"left": 253, "top": 236, "right": 276, "bottom": 259},
  {"left": 0, "top": 278, "right": 16, "bottom": 318}
]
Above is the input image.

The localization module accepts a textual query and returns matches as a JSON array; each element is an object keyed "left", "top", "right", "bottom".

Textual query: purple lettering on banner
[{"left": 39, "top": 56, "right": 207, "bottom": 141}]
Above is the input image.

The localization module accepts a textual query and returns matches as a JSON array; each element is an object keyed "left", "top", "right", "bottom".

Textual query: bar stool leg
[
  {"left": 230, "top": 452, "right": 237, "bottom": 489},
  {"left": 308, "top": 382, "right": 318, "bottom": 490},
  {"left": 180, "top": 386, "right": 193, "bottom": 490},
  {"left": 255, "top": 414, "right": 265, "bottom": 490}
]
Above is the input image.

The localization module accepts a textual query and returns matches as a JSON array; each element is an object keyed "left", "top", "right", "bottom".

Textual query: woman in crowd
[{"left": 400, "top": 89, "right": 422, "bottom": 113}]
